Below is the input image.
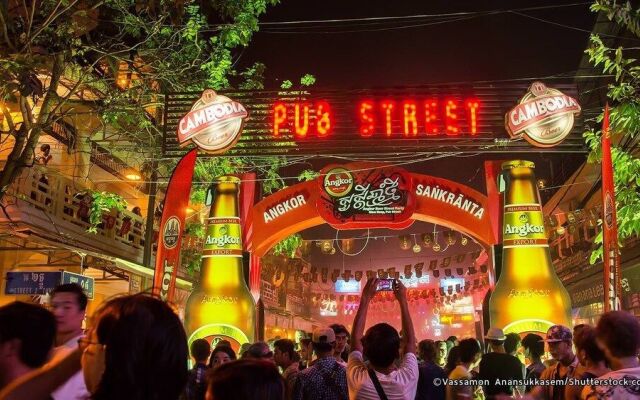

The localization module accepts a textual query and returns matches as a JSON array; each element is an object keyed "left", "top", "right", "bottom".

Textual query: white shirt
[
  {"left": 580, "top": 366, "right": 640, "bottom": 400},
  {"left": 51, "top": 334, "right": 91, "bottom": 400},
  {"left": 347, "top": 351, "right": 419, "bottom": 400}
]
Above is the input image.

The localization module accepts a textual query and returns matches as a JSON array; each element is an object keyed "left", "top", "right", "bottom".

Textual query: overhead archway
[{"left": 246, "top": 167, "right": 497, "bottom": 257}]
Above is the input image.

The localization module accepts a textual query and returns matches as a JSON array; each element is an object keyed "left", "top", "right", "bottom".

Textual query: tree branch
[{"left": 0, "top": 7, "right": 16, "bottom": 52}]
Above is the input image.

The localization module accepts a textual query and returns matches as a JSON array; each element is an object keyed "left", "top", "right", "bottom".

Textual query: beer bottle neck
[
  {"left": 198, "top": 179, "right": 246, "bottom": 291},
  {"left": 504, "top": 177, "right": 540, "bottom": 206},
  {"left": 198, "top": 257, "right": 245, "bottom": 290}
]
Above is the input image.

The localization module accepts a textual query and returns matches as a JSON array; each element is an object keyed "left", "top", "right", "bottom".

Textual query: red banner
[
  {"left": 601, "top": 105, "right": 621, "bottom": 311},
  {"left": 153, "top": 149, "right": 198, "bottom": 302}
]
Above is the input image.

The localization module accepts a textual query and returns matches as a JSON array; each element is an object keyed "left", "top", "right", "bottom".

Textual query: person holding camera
[{"left": 347, "top": 278, "right": 418, "bottom": 400}]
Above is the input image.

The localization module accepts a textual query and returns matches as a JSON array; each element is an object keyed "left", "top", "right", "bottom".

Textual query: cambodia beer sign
[
  {"left": 506, "top": 82, "right": 581, "bottom": 148},
  {"left": 177, "top": 89, "right": 248, "bottom": 153},
  {"left": 317, "top": 163, "right": 415, "bottom": 229}
]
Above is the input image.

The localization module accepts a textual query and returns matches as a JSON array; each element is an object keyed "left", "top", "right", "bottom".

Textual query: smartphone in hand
[{"left": 376, "top": 278, "right": 397, "bottom": 291}]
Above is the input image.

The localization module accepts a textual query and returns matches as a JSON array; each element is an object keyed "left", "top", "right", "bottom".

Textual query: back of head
[
  {"left": 596, "top": 311, "right": 640, "bottom": 359},
  {"left": 191, "top": 338, "right": 212, "bottom": 363},
  {"left": 244, "top": 342, "right": 271, "bottom": 359},
  {"left": 362, "top": 323, "right": 400, "bottom": 368},
  {"left": 0, "top": 302, "right": 55, "bottom": 368},
  {"left": 574, "top": 325, "right": 606, "bottom": 364},
  {"left": 418, "top": 339, "right": 437, "bottom": 362},
  {"left": 208, "top": 359, "right": 285, "bottom": 400},
  {"left": 504, "top": 333, "right": 521, "bottom": 354},
  {"left": 521, "top": 333, "right": 544, "bottom": 359},
  {"left": 458, "top": 339, "right": 481, "bottom": 364},
  {"left": 93, "top": 294, "right": 188, "bottom": 400},
  {"left": 51, "top": 283, "right": 88, "bottom": 311}
]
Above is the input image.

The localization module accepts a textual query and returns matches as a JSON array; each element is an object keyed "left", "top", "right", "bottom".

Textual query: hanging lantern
[
  {"left": 321, "top": 268, "right": 329, "bottom": 283},
  {"left": 432, "top": 242, "right": 441, "bottom": 252},
  {"left": 433, "top": 269, "right": 440, "bottom": 278},
  {"left": 300, "top": 241, "right": 312, "bottom": 257},
  {"left": 556, "top": 226, "right": 566, "bottom": 236},
  {"left": 421, "top": 233, "right": 433, "bottom": 246},
  {"left": 331, "top": 269, "right": 340, "bottom": 283},
  {"left": 321, "top": 240, "right": 333, "bottom": 254},
  {"left": 330, "top": 248, "right": 336, "bottom": 255},
  {"left": 412, "top": 243, "right": 422, "bottom": 253},
  {"left": 355, "top": 271, "right": 363, "bottom": 282},
  {"left": 404, "top": 264, "right": 412, "bottom": 279},
  {"left": 399, "top": 235, "right": 411, "bottom": 250},
  {"left": 414, "top": 262, "right": 424, "bottom": 278},
  {"left": 461, "top": 236, "right": 468, "bottom": 246},
  {"left": 342, "top": 270, "right": 352, "bottom": 282},
  {"left": 445, "top": 231, "right": 457, "bottom": 246},
  {"left": 456, "top": 268, "right": 464, "bottom": 276},
  {"left": 342, "top": 238, "right": 354, "bottom": 254}
]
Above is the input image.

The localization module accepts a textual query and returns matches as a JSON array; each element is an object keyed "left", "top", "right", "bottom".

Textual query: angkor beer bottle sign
[
  {"left": 505, "top": 82, "right": 581, "bottom": 148},
  {"left": 177, "top": 89, "right": 248, "bottom": 153}
]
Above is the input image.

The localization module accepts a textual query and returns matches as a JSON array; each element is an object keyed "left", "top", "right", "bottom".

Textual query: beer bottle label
[
  {"left": 187, "top": 323, "right": 250, "bottom": 353},
  {"left": 203, "top": 217, "right": 243, "bottom": 257},
  {"left": 503, "top": 204, "right": 548, "bottom": 248}
]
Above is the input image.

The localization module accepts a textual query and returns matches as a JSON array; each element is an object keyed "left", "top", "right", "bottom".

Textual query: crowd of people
[{"left": 0, "top": 279, "right": 638, "bottom": 400}]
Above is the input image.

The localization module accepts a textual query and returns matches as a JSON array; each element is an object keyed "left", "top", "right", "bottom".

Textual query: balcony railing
[{"left": 2, "top": 165, "right": 146, "bottom": 265}]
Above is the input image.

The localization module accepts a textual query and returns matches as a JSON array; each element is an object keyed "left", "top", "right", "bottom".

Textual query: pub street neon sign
[{"left": 272, "top": 98, "right": 481, "bottom": 139}]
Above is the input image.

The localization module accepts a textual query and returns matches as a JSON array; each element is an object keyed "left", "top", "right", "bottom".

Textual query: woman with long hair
[
  {"left": 208, "top": 346, "right": 237, "bottom": 368},
  {"left": 0, "top": 294, "right": 189, "bottom": 400}
]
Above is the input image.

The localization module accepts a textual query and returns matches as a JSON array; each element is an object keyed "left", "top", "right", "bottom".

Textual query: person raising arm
[{"left": 348, "top": 278, "right": 419, "bottom": 400}]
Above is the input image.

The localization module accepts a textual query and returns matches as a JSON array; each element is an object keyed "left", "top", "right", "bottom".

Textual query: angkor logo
[
  {"left": 163, "top": 216, "right": 181, "bottom": 249},
  {"left": 604, "top": 193, "right": 614, "bottom": 229}
]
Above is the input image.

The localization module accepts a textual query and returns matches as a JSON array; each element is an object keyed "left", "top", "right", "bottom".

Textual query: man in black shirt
[{"left": 478, "top": 327, "right": 524, "bottom": 399}]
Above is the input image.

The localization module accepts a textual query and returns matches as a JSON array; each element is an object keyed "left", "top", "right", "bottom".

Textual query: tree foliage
[
  {"left": 584, "top": 0, "right": 640, "bottom": 262},
  {"left": 0, "top": 0, "right": 278, "bottom": 202}
]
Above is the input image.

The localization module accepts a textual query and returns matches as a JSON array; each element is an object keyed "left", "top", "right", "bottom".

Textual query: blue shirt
[
  {"left": 415, "top": 361, "right": 446, "bottom": 400},
  {"left": 292, "top": 356, "right": 348, "bottom": 400}
]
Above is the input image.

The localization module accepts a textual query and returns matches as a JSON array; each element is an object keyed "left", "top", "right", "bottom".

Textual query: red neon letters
[
  {"left": 273, "top": 101, "right": 333, "bottom": 138},
  {"left": 271, "top": 98, "right": 480, "bottom": 138}
]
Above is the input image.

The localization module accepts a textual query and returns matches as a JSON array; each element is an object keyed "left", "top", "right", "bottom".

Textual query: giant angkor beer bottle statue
[
  {"left": 489, "top": 160, "right": 572, "bottom": 334},
  {"left": 185, "top": 176, "right": 255, "bottom": 350}
]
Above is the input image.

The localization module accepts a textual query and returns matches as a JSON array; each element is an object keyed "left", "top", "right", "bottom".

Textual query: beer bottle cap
[{"left": 501, "top": 160, "right": 535, "bottom": 170}]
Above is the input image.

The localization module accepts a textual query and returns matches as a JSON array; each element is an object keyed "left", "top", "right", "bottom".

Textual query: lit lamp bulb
[
  {"left": 330, "top": 248, "right": 336, "bottom": 255},
  {"left": 445, "top": 231, "right": 457, "bottom": 246},
  {"left": 461, "top": 236, "right": 468, "bottom": 246},
  {"left": 399, "top": 235, "right": 411, "bottom": 251},
  {"left": 432, "top": 243, "right": 441, "bottom": 252},
  {"left": 321, "top": 240, "right": 333, "bottom": 254},
  {"left": 412, "top": 243, "right": 422, "bottom": 253},
  {"left": 421, "top": 233, "right": 433, "bottom": 246},
  {"left": 556, "top": 226, "right": 566, "bottom": 236}
]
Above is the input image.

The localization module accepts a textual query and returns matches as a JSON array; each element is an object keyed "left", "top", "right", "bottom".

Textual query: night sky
[{"left": 240, "top": 0, "right": 597, "bottom": 89}]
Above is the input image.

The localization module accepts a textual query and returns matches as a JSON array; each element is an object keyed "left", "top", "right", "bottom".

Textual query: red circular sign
[{"left": 323, "top": 168, "right": 354, "bottom": 197}]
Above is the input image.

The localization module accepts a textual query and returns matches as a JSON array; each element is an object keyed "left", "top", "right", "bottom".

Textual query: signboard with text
[
  {"left": 5, "top": 272, "right": 61, "bottom": 295},
  {"left": 62, "top": 271, "right": 95, "bottom": 299},
  {"left": 164, "top": 83, "right": 588, "bottom": 157},
  {"left": 317, "top": 163, "right": 415, "bottom": 229}
]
